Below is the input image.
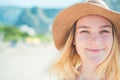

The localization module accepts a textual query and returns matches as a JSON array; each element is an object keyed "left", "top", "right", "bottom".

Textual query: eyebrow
[
  {"left": 100, "top": 25, "right": 112, "bottom": 29},
  {"left": 77, "top": 26, "right": 90, "bottom": 29},
  {"left": 77, "top": 25, "right": 112, "bottom": 29}
]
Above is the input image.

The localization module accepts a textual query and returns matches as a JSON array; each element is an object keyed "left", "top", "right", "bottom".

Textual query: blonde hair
[
  {"left": 49, "top": 23, "right": 120, "bottom": 80},
  {"left": 96, "top": 27, "right": 120, "bottom": 80}
]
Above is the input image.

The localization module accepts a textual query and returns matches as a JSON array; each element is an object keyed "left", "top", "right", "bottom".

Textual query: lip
[{"left": 86, "top": 48, "right": 104, "bottom": 53}]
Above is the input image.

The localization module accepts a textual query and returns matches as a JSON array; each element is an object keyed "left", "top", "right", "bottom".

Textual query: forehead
[{"left": 76, "top": 15, "right": 112, "bottom": 28}]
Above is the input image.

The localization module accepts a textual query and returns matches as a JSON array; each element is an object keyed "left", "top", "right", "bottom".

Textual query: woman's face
[{"left": 74, "top": 15, "right": 113, "bottom": 65}]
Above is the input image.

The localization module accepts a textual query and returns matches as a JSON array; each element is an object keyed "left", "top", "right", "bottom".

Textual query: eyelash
[
  {"left": 80, "top": 30, "right": 89, "bottom": 33},
  {"left": 80, "top": 30, "right": 110, "bottom": 34},
  {"left": 100, "top": 30, "right": 110, "bottom": 33}
]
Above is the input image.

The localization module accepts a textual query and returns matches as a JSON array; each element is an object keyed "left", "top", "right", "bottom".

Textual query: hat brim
[{"left": 52, "top": 2, "right": 120, "bottom": 50}]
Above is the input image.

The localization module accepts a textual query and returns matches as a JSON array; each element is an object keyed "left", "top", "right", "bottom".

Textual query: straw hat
[{"left": 52, "top": 0, "right": 120, "bottom": 50}]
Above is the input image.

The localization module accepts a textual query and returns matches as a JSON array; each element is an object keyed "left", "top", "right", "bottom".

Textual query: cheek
[
  {"left": 75, "top": 35, "right": 89, "bottom": 50},
  {"left": 76, "top": 34, "right": 90, "bottom": 41},
  {"left": 102, "top": 35, "right": 113, "bottom": 44},
  {"left": 102, "top": 35, "right": 113, "bottom": 51}
]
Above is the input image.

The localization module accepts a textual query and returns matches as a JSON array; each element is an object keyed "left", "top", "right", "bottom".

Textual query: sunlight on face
[{"left": 74, "top": 15, "right": 113, "bottom": 65}]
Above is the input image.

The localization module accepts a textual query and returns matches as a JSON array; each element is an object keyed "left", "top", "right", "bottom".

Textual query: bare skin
[{"left": 74, "top": 15, "right": 113, "bottom": 80}]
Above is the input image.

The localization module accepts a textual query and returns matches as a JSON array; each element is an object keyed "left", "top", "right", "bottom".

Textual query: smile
[{"left": 86, "top": 48, "right": 104, "bottom": 53}]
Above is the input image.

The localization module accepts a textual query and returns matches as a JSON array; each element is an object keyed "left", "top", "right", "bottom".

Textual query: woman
[{"left": 50, "top": 0, "right": 120, "bottom": 80}]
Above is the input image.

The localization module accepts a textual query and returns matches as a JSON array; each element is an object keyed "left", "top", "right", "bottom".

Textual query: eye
[
  {"left": 80, "top": 30, "right": 89, "bottom": 33},
  {"left": 100, "top": 30, "right": 110, "bottom": 34}
]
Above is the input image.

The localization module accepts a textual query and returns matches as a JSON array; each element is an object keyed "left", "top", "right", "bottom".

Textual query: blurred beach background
[{"left": 0, "top": 0, "right": 119, "bottom": 80}]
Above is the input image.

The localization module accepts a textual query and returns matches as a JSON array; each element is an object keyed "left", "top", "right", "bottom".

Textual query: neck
[{"left": 79, "top": 59, "right": 99, "bottom": 80}]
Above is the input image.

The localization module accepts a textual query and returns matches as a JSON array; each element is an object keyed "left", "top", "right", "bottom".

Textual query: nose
[{"left": 89, "top": 34, "right": 102, "bottom": 45}]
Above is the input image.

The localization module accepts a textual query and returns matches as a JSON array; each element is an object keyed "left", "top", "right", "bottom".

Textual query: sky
[{"left": 0, "top": 0, "right": 83, "bottom": 8}]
